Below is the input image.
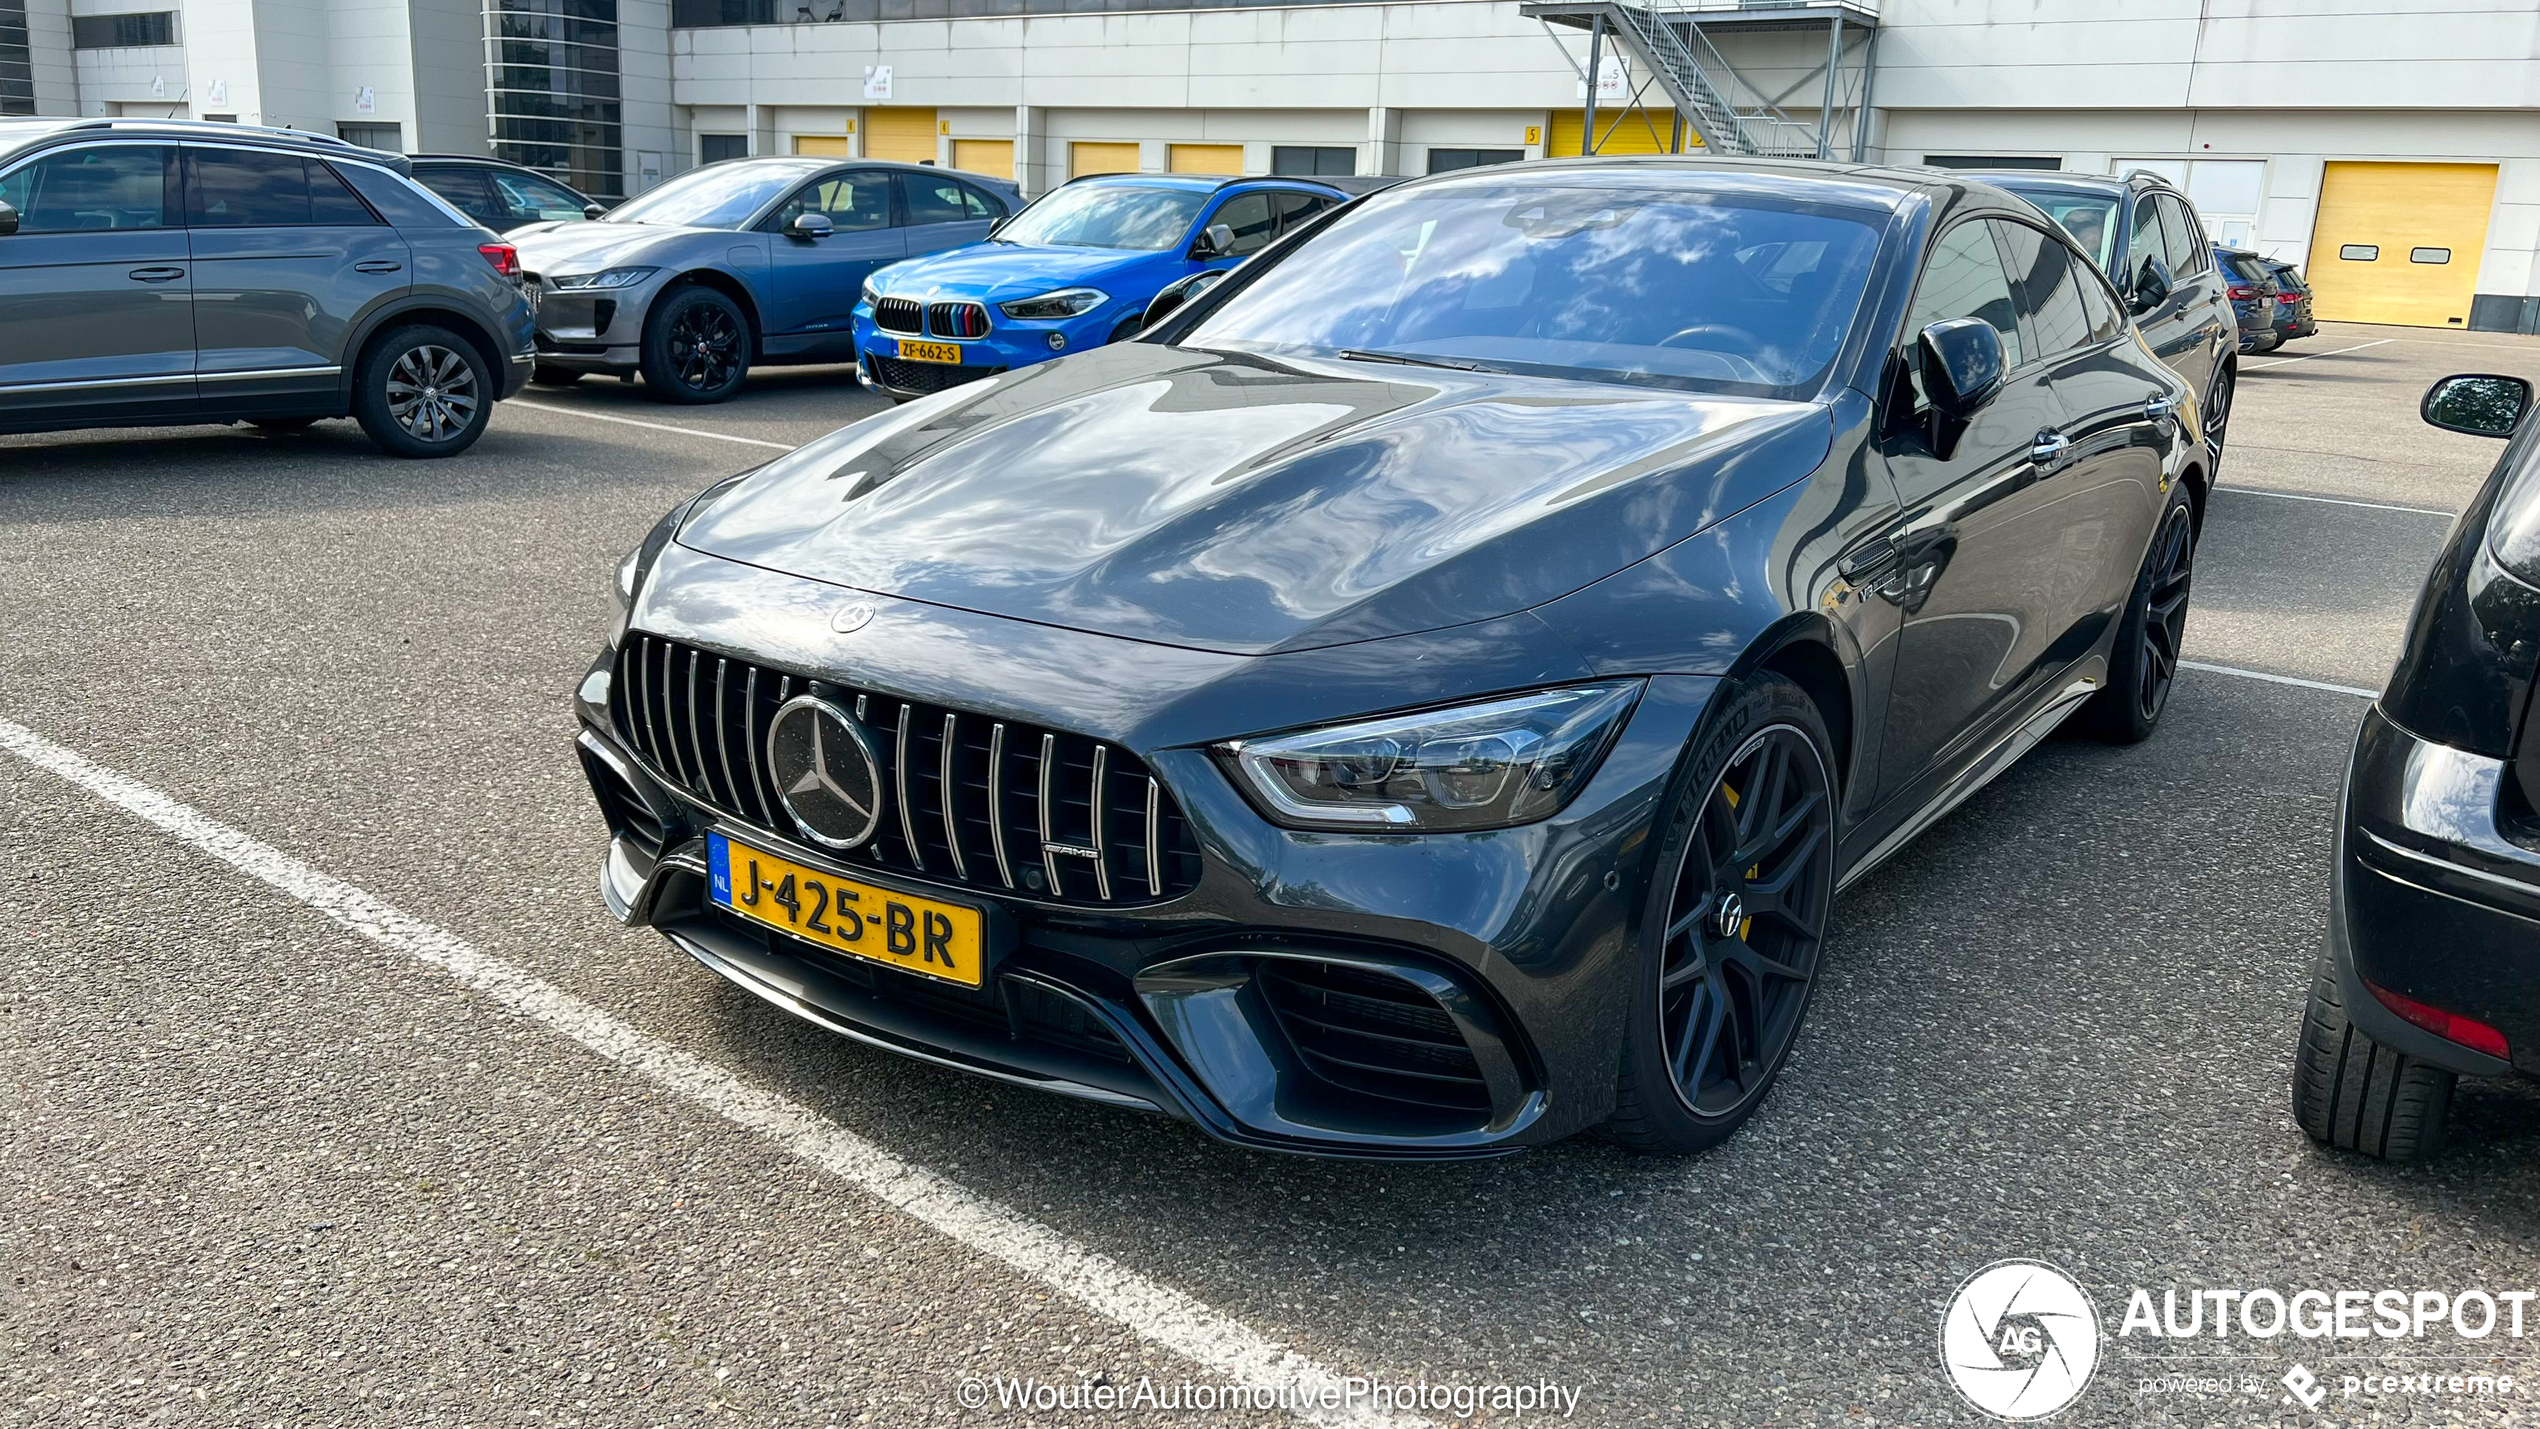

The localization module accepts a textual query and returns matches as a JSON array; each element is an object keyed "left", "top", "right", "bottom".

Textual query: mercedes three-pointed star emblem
[{"left": 764, "top": 695, "right": 884, "bottom": 850}]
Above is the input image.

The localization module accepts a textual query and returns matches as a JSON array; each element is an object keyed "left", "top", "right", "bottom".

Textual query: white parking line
[
  {"left": 2244, "top": 338, "right": 2393, "bottom": 371},
  {"left": 0, "top": 717, "right": 1423, "bottom": 1429},
  {"left": 512, "top": 400, "right": 796, "bottom": 451},
  {"left": 2214, "top": 486, "right": 2454, "bottom": 518},
  {"left": 2180, "top": 661, "right": 2377, "bottom": 699}
]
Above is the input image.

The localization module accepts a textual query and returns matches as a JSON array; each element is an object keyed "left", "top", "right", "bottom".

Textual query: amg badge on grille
[{"left": 765, "top": 696, "right": 884, "bottom": 850}]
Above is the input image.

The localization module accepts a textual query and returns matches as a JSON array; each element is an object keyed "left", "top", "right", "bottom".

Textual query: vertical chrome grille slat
[
  {"left": 1145, "top": 776, "right": 1163, "bottom": 898},
  {"left": 638, "top": 637, "right": 668, "bottom": 779},
  {"left": 894, "top": 701, "right": 925, "bottom": 870},
  {"left": 1087, "top": 744, "right": 1112, "bottom": 901},
  {"left": 713, "top": 657, "right": 740, "bottom": 814},
  {"left": 683, "top": 649, "right": 713, "bottom": 799},
  {"left": 1038, "top": 732, "right": 1062, "bottom": 897},
  {"left": 987, "top": 722, "right": 1015, "bottom": 889},
  {"left": 743, "top": 666, "right": 772, "bottom": 825},
  {"left": 939, "top": 712, "right": 966, "bottom": 879}
]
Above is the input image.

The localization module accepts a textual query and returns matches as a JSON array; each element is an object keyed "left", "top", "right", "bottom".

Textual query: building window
[
  {"left": 2339, "top": 244, "right": 2379, "bottom": 262},
  {"left": 699, "top": 133, "right": 747, "bottom": 164},
  {"left": 487, "top": 0, "right": 624, "bottom": 200},
  {"left": 71, "top": 10, "right": 176, "bottom": 47},
  {"left": 337, "top": 122, "right": 403, "bottom": 153},
  {"left": 1271, "top": 146, "right": 1354, "bottom": 177},
  {"left": 672, "top": 0, "right": 772, "bottom": 22},
  {"left": 1426, "top": 148, "right": 1522, "bottom": 175},
  {"left": 1922, "top": 154, "right": 2061, "bottom": 171},
  {"left": 0, "top": 0, "right": 35, "bottom": 115},
  {"left": 2410, "top": 247, "right": 2452, "bottom": 265}
]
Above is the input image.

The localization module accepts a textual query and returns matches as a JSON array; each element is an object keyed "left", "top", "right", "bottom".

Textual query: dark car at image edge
[
  {"left": 576, "top": 157, "right": 2211, "bottom": 1159},
  {"left": 0, "top": 117, "right": 535, "bottom": 457},
  {"left": 2294, "top": 372, "right": 2540, "bottom": 1162}
]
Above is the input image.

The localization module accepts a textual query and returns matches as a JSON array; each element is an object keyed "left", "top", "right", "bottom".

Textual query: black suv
[
  {"left": 1984, "top": 170, "right": 2240, "bottom": 474},
  {"left": 0, "top": 119, "right": 535, "bottom": 457},
  {"left": 410, "top": 154, "right": 605, "bottom": 235}
]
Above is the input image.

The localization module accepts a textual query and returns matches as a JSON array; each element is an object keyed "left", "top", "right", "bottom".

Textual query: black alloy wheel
[
  {"left": 1608, "top": 673, "right": 1838, "bottom": 1155},
  {"left": 2203, "top": 363, "right": 2234, "bottom": 475},
  {"left": 641, "top": 286, "right": 752, "bottom": 405},
  {"left": 1658, "top": 724, "right": 1836, "bottom": 1121},
  {"left": 2080, "top": 483, "right": 2197, "bottom": 743}
]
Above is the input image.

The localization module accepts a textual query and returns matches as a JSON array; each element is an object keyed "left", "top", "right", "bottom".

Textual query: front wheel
[
  {"left": 1606, "top": 673, "right": 1838, "bottom": 1155},
  {"left": 640, "top": 285, "right": 752, "bottom": 404},
  {"left": 2078, "top": 483, "right": 2196, "bottom": 743},
  {"left": 352, "top": 325, "right": 492, "bottom": 459}
]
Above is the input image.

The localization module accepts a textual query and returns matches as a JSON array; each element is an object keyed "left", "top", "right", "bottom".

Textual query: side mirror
[
  {"left": 0, "top": 201, "right": 17, "bottom": 237},
  {"left": 583, "top": 202, "right": 606, "bottom": 221},
  {"left": 1918, "top": 317, "right": 2005, "bottom": 422},
  {"left": 1142, "top": 269, "right": 1228, "bottom": 330},
  {"left": 784, "top": 211, "right": 833, "bottom": 241},
  {"left": 1189, "top": 222, "right": 1235, "bottom": 260},
  {"left": 2129, "top": 254, "right": 2173, "bottom": 313},
  {"left": 987, "top": 216, "right": 1007, "bottom": 238},
  {"left": 2421, "top": 373, "right": 2532, "bottom": 438}
]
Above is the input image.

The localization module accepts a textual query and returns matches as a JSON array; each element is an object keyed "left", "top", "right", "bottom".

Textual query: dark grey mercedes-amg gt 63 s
[{"left": 576, "top": 158, "right": 2208, "bottom": 1158}]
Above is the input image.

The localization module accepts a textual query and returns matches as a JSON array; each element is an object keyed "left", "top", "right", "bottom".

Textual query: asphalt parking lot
[{"left": 4, "top": 322, "right": 2537, "bottom": 1427}]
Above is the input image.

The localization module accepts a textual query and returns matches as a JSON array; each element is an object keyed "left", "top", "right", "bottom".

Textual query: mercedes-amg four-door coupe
[{"left": 577, "top": 159, "right": 2209, "bottom": 1158}]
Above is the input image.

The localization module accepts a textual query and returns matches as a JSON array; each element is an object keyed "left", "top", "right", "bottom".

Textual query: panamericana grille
[
  {"left": 609, "top": 633, "right": 1202, "bottom": 907},
  {"left": 1258, "top": 961, "right": 1491, "bottom": 1114},
  {"left": 865, "top": 350, "right": 1004, "bottom": 395},
  {"left": 873, "top": 296, "right": 924, "bottom": 334},
  {"left": 929, "top": 300, "right": 991, "bottom": 339}
]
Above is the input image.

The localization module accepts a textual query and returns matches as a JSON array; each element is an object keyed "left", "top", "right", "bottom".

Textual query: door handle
[
  {"left": 2030, "top": 431, "right": 2072, "bottom": 467},
  {"left": 353, "top": 260, "right": 404, "bottom": 274},
  {"left": 1837, "top": 534, "right": 1901, "bottom": 584},
  {"left": 128, "top": 266, "right": 185, "bottom": 283}
]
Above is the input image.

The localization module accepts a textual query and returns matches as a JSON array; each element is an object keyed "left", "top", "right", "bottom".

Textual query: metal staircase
[{"left": 1521, "top": 0, "right": 1879, "bottom": 161}]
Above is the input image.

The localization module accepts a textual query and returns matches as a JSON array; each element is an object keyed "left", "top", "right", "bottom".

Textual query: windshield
[
  {"left": 997, "top": 182, "right": 1210, "bottom": 250},
  {"left": 1185, "top": 180, "right": 1884, "bottom": 398},
  {"left": 605, "top": 164, "right": 805, "bottom": 229},
  {"left": 1996, "top": 186, "right": 2121, "bottom": 273}
]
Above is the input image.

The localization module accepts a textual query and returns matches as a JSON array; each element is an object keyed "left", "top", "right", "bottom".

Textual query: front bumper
[
  {"left": 526, "top": 271, "right": 669, "bottom": 374},
  {"left": 2329, "top": 704, "right": 2540, "bottom": 1079},
  {"left": 851, "top": 301, "right": 1129, "bottom": 398},
  {"left": 574, "top": 548, "right": 1719, "bottom": 1157}
]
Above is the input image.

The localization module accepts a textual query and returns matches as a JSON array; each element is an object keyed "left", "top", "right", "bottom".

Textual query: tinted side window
[
  {"left": 959, "top": 184, "right": 1002, "bottom": 220},
  {"left": 2158, "top": 197, "right": 2209, "bottom": 276},
  {"left": 1904, "top": 220, "right": 2023, "bottom": 397},
  {"left": 1209, "top": 192, "right": 1276, "bottom": 256},
  {"left": 335, "top": 162, "right": 467, "bottom": 229},
  {"left": 772, "top": 172, "right": 890, "bottom": 232},
  {"left": 490, "top": 170, "right": 590, "bottom": 223},
  {"left": 188, "top": 148, "right": 374, "bottom": 226},
  {"left": 415, "top": 164, "right": 502, "bottom": 226},
  {"left": 0, "top": 144, "right": 171, "bottom": 231},
  {"left": 896, "top": 172, "right": 975, "bottom": 227},
  {"left": 2123, "top": 199, "right": 2167, "bottom": 294},
  {"left": 1993, "top": 218, "right": 2094, "bottom": 359},
  {"left": 2073, "top": 252, "right": 2127, "bottom": 343},
  {"left": 1271, "top": 190, "right": 1328, "bottom": 235}
]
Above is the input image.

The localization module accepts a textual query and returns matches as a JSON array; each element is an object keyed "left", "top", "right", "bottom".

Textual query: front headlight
[
  {"left": 861, "top": 276, "right": 882, "bottom": 306},
  {"left": 998, "top": 286, "right": 1108, "bottom": 320},
  {"left": 553, "top": 266, "right": 659, "bottom": 291},
  {"left": 1219, "top": 683, "right": 1642, "bottom": 832}
]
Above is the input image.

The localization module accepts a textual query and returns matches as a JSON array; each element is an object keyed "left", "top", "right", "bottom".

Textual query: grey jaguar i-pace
[{"left": 575, "top": 158, "right": 2209, "bottom": 1158}]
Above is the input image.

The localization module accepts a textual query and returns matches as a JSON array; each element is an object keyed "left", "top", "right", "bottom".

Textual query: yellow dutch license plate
[
  {"left": 896, "top": 339, "right": 963, "bottom": 365},
  {"left": 708, "top": 832, "right": 987, "bottom": 988}
]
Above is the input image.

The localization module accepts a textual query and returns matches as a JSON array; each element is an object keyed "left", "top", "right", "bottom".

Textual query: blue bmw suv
[{"left": 851, "top": 172, "right": 1353, "bottom": 399}]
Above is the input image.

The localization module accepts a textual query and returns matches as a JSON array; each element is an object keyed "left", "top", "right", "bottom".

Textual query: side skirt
[{"left": 1834, "top": 675, "right": 2101, "bottom": 894}]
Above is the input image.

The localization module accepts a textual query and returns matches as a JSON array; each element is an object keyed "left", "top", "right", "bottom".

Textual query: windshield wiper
[{"left": 1336, "top": 348, "right": 1503, "bottom": 374}]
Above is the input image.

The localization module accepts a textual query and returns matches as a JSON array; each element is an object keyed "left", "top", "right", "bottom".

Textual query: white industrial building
[{"left": 2, "top": 0, "right": 2533, "bottom": 330}]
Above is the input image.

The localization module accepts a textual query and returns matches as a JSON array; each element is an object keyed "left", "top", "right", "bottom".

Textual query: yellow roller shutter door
[
  {"left": 864, "top": 108, "right": 939, "bottom": 165},
  {"left": 1070, "top": 142, "right": 1141, "bottom": 178},
  {"left": 2304, "top": 162, "right": 2496, "bottom": 328},
  {"left": 1168, "top": 143, "right": 1243, "bottom": 175},
  {"left": 1547, "top": 108, "right": 1693, "bottom": 157},
  {"left": 951, "top": 139, "right": 1012, "bottom": 180}
]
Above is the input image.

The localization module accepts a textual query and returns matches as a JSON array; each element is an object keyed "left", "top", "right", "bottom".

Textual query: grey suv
[
  {"left": 0, "top": 119, "right": 535, "bottom": 457},
  {"left": 1981, "top": 169, "right": 2241, "bottom": 476}
]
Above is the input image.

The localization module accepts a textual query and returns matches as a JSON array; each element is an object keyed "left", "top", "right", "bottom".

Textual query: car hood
[
  {"left": 677, "top": 343, "right": 1832, "bottom": 655},
  {"left": 874, "top": 242, "right": 1156, "bottom": 304},
  {"left": 512, "top": 221, "right": 729, "bottom": 276}
]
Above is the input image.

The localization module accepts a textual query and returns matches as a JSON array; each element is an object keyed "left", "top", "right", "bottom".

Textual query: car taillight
[
  {"left": 478, "top": 242, "right": 520, "bottom": 277},
  {"left": 2367, "top": 978, "right": 2512, "bottom": 1060},
  {"left": 2227, "top": 284, "right": 2257, "bottom": 300},
  {"left": 2277, "top": 292, "right": 2300, "bottom": 302}
]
